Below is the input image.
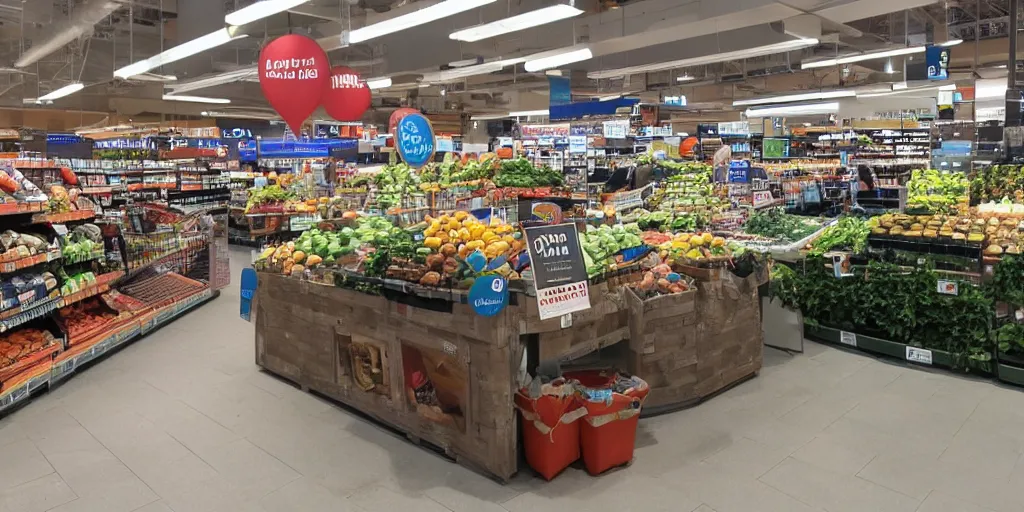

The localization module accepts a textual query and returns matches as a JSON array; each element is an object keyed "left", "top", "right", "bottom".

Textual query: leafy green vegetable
[
  {"left": 743, "top": 207, "right": 824, "bottom": 242},
  {"left": 493, "top": 158, "right": 564, "bottom": 188},
  {"left": 808, "top": 216, "right": 870, "bottom": 256},
  {"left": 906, "top": 169, "right": 967, "bottom": 214},
  {"left": 245, "top": 184, "right": 295, "bottom": 212}
]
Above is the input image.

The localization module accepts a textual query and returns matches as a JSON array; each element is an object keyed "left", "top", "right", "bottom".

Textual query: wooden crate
[
  {"left": 626, "top": 271, "right": 763, "bottom": 413},
  {"left": 521, "top": 282, "right": 630, "bottom": 362},
  {"left": 254, "top": 273, "right": 522, "bottom": 481}
]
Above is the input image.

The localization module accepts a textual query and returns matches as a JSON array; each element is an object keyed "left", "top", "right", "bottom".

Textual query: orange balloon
[{"left": 680, "top": 136, "right": 699, "bottom": 156}]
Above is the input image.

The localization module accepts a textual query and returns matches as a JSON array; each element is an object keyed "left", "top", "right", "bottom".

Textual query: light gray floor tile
[
  {"left": 0, "top": 442, "right": 55, "bottom": 491},
  {"left": 0, "top": 473, "right": 77, "bottom": 512},
  {"left": 761, "top": 457, "right": 921, "bottom": 512},
  {"left": 347, "top": 486, "right": 452, "bottom": 512},
  {"left": 190, "top": 438, "right": 300, "bottom": 501},
  {"left": 260, "top": 478, "right": 365, "bottom": 512},
  {"left": 916, "top": 491, "right": 997, "bottom": 512},
  {"left": 791, "top": 436, "right": 876, "bottom": 475}
]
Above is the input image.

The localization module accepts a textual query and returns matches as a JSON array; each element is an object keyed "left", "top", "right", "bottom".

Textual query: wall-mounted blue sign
[
  {"left": 46, "top": 134, "right": 84, "bottom": 145},
  {"left": 257, "top": 138, "right": 357, "bottom": 159},
  {"left": 926, "top": 45, "right": 950, "bottom": 80},
  {"left": 468, "top": 275, "right": 508, "bottom": 317},
  {"left": 167, "top": 137, "right": 225, "bottom": 149},
  {"left": 93, "top": 138, "right": 156, "bottom": 149},
  {"left": 395, "top": 113, "right": 435, "bottom": 168},
  {"left": 548, "top": 76, "right": 572, "bottom": 107}
]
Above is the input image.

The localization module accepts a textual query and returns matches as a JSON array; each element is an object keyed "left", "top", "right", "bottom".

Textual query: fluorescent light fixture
[
  {"left": 366, "top": 77, "right": 392, "bottom": 89},
  {"left": 597, "top": 94, "right": 621, "bottom": 101},
  {"left": 114, "top": 27, "right": 247, "bottom": 79},
  {"left": 449, "top": 4, "right": 583, "bottom": 42},
  {"left": 802, "top": 45, "right": 925, "bottom": 69},
  {"left": 344, "top": 0, "right": 497, "bottom": 45},
  {"left": 225, "top": 0, "right": 310, "bottom": 26},
  {"left": 509, "top": 109, "right": 549, "bottom": 117},
  {"left": 677, "top": 74, "right": 695, "bottom": 82},
  {"left": 39, "top": 82, "right": 84, "bottom": 101},
  {"left": 167, "top": 67, "right": 258, "bottom": 94},
  {"left": 524, "top": 46, "right": 592, "bottom": 72},
  {"left": 448, "top": 58, "right": 482, "bottom": 68},
  {"left": 855, "top": 83, "right": 955, "bottom": 98},
  {"left": 744, "top": 102, "right": 839, "bottom": 118},
  {"left": 420, "top": 60, "right": 506, "bottom": 82},
  {"left": 545, "top": 70, "right": 563, "bottom": 76},
  {"left": 588, "top": 38, "right": 818, "bottom": 79},
  {"left": 470, "top": 113, "right": 510, "bottom": 120},
  {"left": 802, "top": 122, "right": 812, "bottom": 127},
  {"left": 162, "top": 94, "right": 230, "bottom": 104},
  {"left": 418, "top": 83, "right": 431, "bottom": 88},
  {"left": 941, "top": 39, "right": 963, "bottom": 47},
  {"left": 892, "top": 82, "right": 908, "bottom": 90},
  {"left": 733, "top": 89, "right": 855, "bottom": 106}
]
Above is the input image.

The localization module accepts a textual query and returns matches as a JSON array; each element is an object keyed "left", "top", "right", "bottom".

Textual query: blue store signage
[
  {"left": 468, "top": 275, "right": 509, "bottom": 317},
  {"left": 926, "top": 45, "right": 950, "bottom": 80},
  {"left": 395, "top": 113, "right": 435, "bottom": 168}
]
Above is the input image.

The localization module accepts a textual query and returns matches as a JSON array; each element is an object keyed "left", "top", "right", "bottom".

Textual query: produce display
[
  {"left": 62, "top": 224, "right": 103, "bottom": 263},
  {"left": 970, "top": 164, "right": 1024, "bottom": 204},
  {"left": 741, "top": 208, "right": 825, "bottom": 243},
  {"left": 0, "top": 328, "right": 56, "bottom": 370},
  {"left": 628, "top": 264, "right": 691, "bottom": 298},
  {"left": 0, "top": 230, "right": 53, "bottom": 261},
  {"left": 245, "top": 184, "right": 295, "bottom": 213},
  {"left": 868, "top": 211, "right": 1023, "bottom": 255},
  {"left": 808, "top": 216, "right": 870, "bottom": 256},
  {"left": 906, "top": 169, "right": 968, "bottom": 214},
  {"left": 419, "top": 158, "right": 496, "bottom": 186},
  {"left": 579, "top": 224, "right": 644, "bottom": 277},
  {"left": 492, "top": 158, "right": 564, "bottom": 188},
  {"left": 373, "top": 163, "right": 422, "bottom": 209}
]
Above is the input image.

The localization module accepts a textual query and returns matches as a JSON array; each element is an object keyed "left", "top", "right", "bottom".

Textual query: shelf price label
[
  {"left": 937, "top": 280, "right": 958, "bottom": 296},
  {"left": 906, "top": 346, "right": 933, "bottom": 365},
  {"left": 839, "top": 330, "right": 857, "bottom": 347}
]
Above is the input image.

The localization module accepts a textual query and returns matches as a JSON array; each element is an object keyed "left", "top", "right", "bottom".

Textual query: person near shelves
[{"left": 856, "top": 164, "right": 876, "bottom": 191}]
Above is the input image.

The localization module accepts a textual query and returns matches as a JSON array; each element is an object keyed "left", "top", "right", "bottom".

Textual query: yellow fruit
[
  {"left": 306, "top": 255, "right": 323, "bottom": 267},
  {"left": 502, "top": 234, "right": 516, "bottom": 245},
  {"left": 690, "top": 236, "right": 705, "bottom": 247},
  {"left": 430, "top": 220, "right": 442, "bottom": 230},
  {"left": 466, "top": 240, "right": 485, "bottom": 251},
  {"left": 482, "top": 230, "right": 497, "bottom": 241},
  {"left": 458, "top": 227, "right": 471, "bottom": 241},
  {"left": 711, "top": 237, "right": 725, "bottom": 248},
  {"left": 449, "top": 229, "right": 459, "bottom": 241},
  {"left": 424, "top": 237, "right": 442, "bottom": 249},
  {"left": 470, "top": 225, "right": 486, "bottom": 239},
  {"left": 424, "top": 215, "right": 434, "bottom": 223},
  {"left": 457, "top": 244, "right": 471, "bottom": 258},
  {"left": 439, "top": 215, "right": 450, "bottom": 224},
  {"left": 292, "top": 251, "right": 306, "bottom": 263},
  {"left": 702, "top": 233, "right": 713, "bottom": 243},
  {"left": 259, "top": 247, "right": 275, "bottom": 260},
  {"left": 489, "top": 241, "right": 510, "bottom": 254},
  {"left": 495, "top": 224, "right": 513, "bottom": 235},
  {"left": 423, "top": 226, "right": 437, "bottom": 237},
  {"left": 671, "top": 240, "right": 688, "bottom": 250},
  {"left": 454, "top": 211, "right": 468, "bottom": 221},
  {"left": 677, "top": 233, "right": 691, "bottom": 242}
]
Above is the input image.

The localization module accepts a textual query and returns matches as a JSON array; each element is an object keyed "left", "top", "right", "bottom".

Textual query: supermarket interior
[{"left": 8, "top": 0, "right": 1024, "bottom": 511}]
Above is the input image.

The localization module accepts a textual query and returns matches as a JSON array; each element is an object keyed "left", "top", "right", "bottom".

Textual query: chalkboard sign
[{"left": 524, "top": 223, "right": 591, "bottom": 320}]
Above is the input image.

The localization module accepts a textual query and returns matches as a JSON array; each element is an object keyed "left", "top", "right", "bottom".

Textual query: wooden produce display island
[{"left": 253, "top": 267, "right": 766, "bottom": 481}]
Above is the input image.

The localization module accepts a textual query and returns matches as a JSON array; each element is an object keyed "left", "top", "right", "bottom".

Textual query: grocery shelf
[
  {"left": 0, "top": 249, "right": 61, "bottom": 273},
  {"left": 60, "top": 271, "right": 124, "bottom": 308},
  {"left": 1, "top": 288, "right": 217, "bottom": 414},
  {"left": 0, "top": 202, "right": 44, "bottom": 216},
  {"left": 31, "top": 210, "right": 96, "bottom": 224}
]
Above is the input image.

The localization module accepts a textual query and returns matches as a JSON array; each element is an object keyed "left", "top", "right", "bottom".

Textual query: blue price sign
[
  {"left": 396, "top": 113, "right": 435, "bottom": 168},
  {"left": 468, "top": 275, "right": 509, "bottom": 317}
]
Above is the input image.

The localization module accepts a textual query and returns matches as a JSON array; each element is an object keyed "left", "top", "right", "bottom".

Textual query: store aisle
[{"left": 0, "top": 248, "right": 1022, "bottom": 512}]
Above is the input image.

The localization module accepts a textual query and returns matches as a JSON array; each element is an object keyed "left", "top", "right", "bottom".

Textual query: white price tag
[
  {"left": 906, "top": 346, "right": 933, "bottom": 365},
  {"left": 560, "top": 314, "right": 573, "bottom": 329},
  {"left": 937, "top": 280, "right": 958, "bottom": 296},
  {"left": 839, "top": 330, "right": 857, "bottom": 347},
  {"left": 1016, "top": 309, "right": 1024, "bottom": 322},
  {"left": 52, "top": 224, "right": 68, "bottom": 236}
]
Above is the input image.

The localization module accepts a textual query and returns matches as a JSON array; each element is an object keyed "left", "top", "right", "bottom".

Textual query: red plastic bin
[
  {"left": 569, "top": 370, "right": 649, "bottom": 475},
  {"left": 514, "top": 381, "right": 586, "bottom": 480}
]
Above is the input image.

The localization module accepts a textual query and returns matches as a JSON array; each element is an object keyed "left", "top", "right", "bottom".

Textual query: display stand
[{"left": 253, "top": 265, "right": 766, "bottom": 480}]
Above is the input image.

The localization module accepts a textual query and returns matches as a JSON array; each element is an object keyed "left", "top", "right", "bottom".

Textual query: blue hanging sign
[
  {"left": 468, "top": 274, "right": 509, "bottom": 317},
  {"left": 548, "top": 76, "right": 572, "bottom": 107},
  {"left": 395, "top": 113, "right": 435, "bottom": 168},
  {"left": 926, "top": 45, "right": 950, "bottom": 80}
]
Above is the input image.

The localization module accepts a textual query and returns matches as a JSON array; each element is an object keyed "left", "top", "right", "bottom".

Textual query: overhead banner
[
  {"left": 524, "top": 223, "right": 590, "bottom": 320},
  {"left": 395, "top": 113, "right": 435, "bottom": 168},
  {"left": 548, "top": 76, "right": 572, "bottom": 108},
  {"left": 258, "top": 34, "right": 331, "bottom": 136},
  {"left": 925, "top": 45, "right": 950, "bottom": 80}
]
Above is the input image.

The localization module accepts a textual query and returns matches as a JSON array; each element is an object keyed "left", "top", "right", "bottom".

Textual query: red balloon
[
  {"left": 258, "top": 35, "right": 330, "bottom": 136},
  {"left": 323, "top": 67, "right": 371, "bottom": 122}
]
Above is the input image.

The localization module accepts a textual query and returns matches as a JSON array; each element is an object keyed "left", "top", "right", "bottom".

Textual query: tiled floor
[{"left": 2, "top": 248, "right": 1024, "bottom": 511}]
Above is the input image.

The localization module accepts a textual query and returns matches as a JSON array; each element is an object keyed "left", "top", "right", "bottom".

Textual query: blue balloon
[
  {"left": 468, "top": 275, "right": 509, "bottom": 317},
  {"left": 466, "top": 250, "right": 487, "bottom": 273},
  {"left": 395, "top": 113, "right": 435, "bottom": 168}
]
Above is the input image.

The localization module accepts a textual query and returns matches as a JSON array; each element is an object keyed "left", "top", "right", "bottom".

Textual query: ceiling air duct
[{"left": 15, "top": 0, "right": 122, "bottom": 68}]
